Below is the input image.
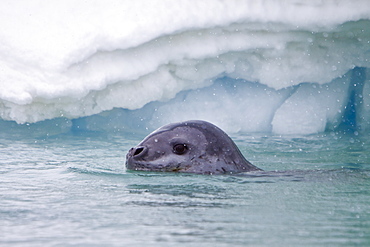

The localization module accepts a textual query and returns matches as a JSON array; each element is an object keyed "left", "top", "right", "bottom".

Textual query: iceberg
[{"left": 0, "top": 0, "right": 370, "bottom": 135}]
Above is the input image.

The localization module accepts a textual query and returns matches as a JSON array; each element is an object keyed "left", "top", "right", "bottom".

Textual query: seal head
[{"left": 126, "top": 120, "right": 261, "bottom": 174}]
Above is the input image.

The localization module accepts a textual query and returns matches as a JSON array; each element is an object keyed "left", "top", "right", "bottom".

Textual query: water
[{"left": 1, "top": 131, "right": 369, "bottom": 246}]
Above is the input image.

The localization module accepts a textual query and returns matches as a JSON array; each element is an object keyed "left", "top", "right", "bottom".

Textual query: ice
[
  {"left": 0, "top": 1, "right": 370, "bottom": 135},
  {"left": 272, "top": 75, "right": 351, "bottom": 134},
  {"left": 149, "top": 78, "right": 293, "bottom": 133},
  {"left": 359, "top": 73, "right": 370, "bottom": 132}
]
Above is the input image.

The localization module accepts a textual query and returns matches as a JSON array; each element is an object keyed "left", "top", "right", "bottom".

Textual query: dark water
[{"left": 1, "top": 131, "right": 369, "bottom": 246}]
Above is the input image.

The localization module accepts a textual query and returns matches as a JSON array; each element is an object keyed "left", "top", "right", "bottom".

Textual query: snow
[{"left": 0, "top": 0, "right": 370, "bottom": 134}]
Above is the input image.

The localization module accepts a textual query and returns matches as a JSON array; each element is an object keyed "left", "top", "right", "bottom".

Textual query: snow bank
[{"left": 1, "top": 0, "right": 370, "bottom": 134}]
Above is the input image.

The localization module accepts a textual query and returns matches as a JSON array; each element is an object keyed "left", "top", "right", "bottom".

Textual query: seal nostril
[{"left": 133, "top": 147, "right": 144, "bottom": 156}]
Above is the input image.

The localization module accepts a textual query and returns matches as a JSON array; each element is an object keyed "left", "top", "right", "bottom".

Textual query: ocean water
[{"left": 1, "top": 130, "right": 369, "bottom": 246}]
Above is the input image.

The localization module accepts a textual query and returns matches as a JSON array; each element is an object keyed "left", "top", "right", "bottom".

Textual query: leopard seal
[{"left": 125, "top": 120, "right": 261, "bottom": 174}]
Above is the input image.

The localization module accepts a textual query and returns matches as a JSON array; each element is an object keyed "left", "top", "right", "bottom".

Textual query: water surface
[{"left": 1, "top": 131, "right": 369, "bottom": 246}]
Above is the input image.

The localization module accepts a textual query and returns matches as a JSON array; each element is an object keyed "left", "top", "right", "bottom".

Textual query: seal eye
[{"left": 173, "top": 143, "right": 188, "bottom": 155}]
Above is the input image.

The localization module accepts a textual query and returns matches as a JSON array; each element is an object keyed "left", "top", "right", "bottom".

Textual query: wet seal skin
[{"left": 126, "top": 120, "right": 261, "bottom": 175}]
